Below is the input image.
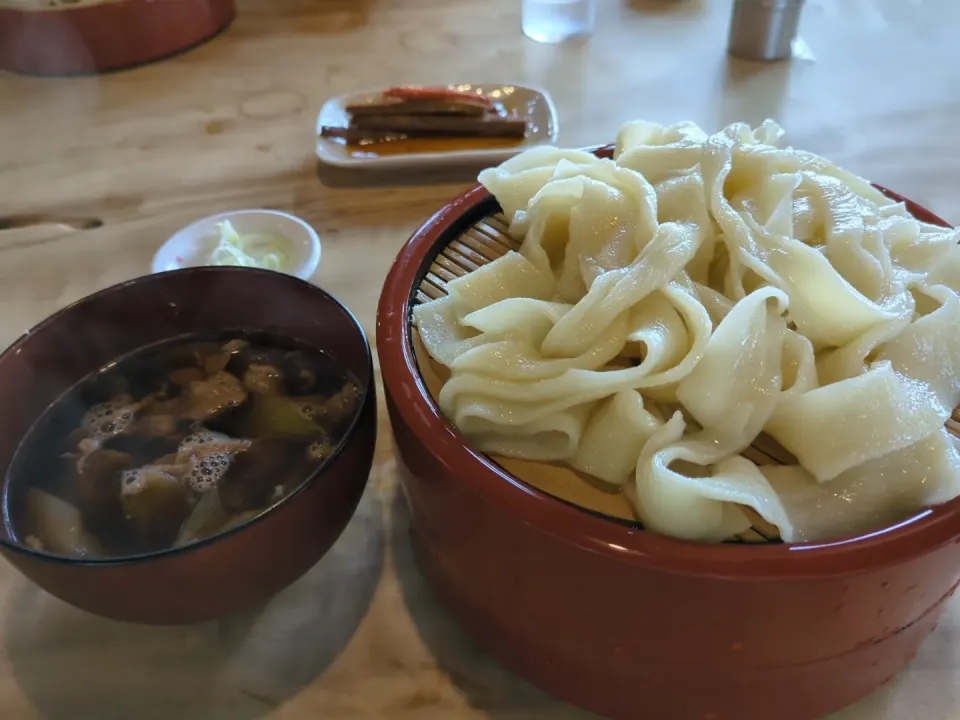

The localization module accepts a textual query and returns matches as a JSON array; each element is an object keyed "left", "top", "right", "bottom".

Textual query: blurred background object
[
  {"left": 0, "top": 0, "right": 235, "bottom": 75},
  {"left": 728, "top": 0, "right": 805, "bottom": 61},
  {"left": 522, "top": 0, "right": 595, "bottom": 43}
]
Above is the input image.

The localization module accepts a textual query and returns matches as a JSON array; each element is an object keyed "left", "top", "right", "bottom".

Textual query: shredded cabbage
[{"left": 208, "top": 220, "right": 287, "bottom": 271}]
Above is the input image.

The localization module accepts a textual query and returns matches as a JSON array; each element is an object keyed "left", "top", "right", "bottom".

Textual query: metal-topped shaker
[{"left": 727, "top": 0, "right": 806, "bottom": 61}]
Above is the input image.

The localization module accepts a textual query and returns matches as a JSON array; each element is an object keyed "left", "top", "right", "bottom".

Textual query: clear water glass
[{"left": 522, "top": 0, "right": 597, "bottom": 43}]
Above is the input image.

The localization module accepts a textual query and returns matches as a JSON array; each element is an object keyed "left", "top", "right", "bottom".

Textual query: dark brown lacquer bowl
[
  {"left": 0, "top": 0, "right": 235, "bottom": 76},
  {"left": 377, "top": 146, "right": 960, "bottom": 720},
  {"left": 0, "top": 267, "right": 376, "bottom": 624}
]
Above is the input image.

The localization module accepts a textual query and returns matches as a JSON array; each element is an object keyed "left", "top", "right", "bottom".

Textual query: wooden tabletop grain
[{"left": 1, "top": 0, "right": 959, "bottom": 718}]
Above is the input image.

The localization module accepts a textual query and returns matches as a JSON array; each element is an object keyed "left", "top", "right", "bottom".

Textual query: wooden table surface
[{"left": 1, "top": 0, "right": 959, "bottom": 718}]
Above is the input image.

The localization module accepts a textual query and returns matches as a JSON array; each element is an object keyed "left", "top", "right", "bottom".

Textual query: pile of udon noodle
[{"left": 414, "top": 119, "right": 960, "bottom": 543}]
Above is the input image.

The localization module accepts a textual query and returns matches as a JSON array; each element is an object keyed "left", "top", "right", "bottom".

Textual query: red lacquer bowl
[
  {"left": 376, "top": 146, "right": 960, "bottom": 720},
  {"left": 0, "top": 0, "right": 234, "bottom": 76},
  {"left": 0, "top": 267, "right": 376, "bottom": 624}
]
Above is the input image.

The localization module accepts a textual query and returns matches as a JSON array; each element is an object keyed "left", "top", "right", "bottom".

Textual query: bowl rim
[
  {"left": 377, "top": 143, "right": 960, "bottom": 579},
  {"left": 0, "top": 266, "right": 372, "bottom": 567},
  {"left": 151, "top": 209, "right": 322, "bottom": 281}
]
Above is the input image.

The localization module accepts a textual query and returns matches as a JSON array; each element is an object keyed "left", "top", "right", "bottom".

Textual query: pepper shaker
[{"left": 727, "top": 0, "right": 805, "bottom": 61}]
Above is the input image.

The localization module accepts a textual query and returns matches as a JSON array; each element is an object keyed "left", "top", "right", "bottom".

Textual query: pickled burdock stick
[
  {"left": 345, "top": 99, "right": 490, "bottom": 117},
  {"left": 320, "top": 126, "right": 409, "bottom": 144},
  {"left": 382, "top": 86, "right": 494, "bottom": 108},
  {"left": 348, "top": 114, "right": 528, "bottom": 138}
]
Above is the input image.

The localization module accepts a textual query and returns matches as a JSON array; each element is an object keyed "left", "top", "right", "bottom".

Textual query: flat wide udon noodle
[{"left": 415, "top": 118, "right": 960, "bottom": 543}]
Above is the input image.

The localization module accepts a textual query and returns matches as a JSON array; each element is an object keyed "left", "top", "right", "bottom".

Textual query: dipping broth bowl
[
  {"left": 376, "top": 146, "right": 960, "bottom": 720},
  {"left": 0, "top": 267, "right": 376, "bottom": 624}
]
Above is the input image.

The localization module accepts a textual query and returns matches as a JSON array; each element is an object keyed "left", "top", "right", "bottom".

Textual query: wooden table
[{"left": 1, "top": 0, "right": 959, "bottom": 717}]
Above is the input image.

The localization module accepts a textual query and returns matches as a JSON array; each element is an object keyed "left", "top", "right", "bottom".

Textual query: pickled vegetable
[
  {"left": 182, "top": 371, "right": 248, "bottom": 421},
  {"left": 243, "top": 395, "right": 327, "bottom": 439},
  {"left": 174, "top": 488, "right": 229, "bottom": 548},
  {"left": 26, "top": 489, "right": 102, "bottom": 557},
  {"left": 120, "top": 466, "right": 191, "bottom": 547},
  {"left": 74, "top": 448, "right": 134, "bottom": 526},
  {"left": 218, "top": 439, "right": 300, "bottom": 512},
  {"left": 243, "top": 363, "right": 284, "bottom": 395}
]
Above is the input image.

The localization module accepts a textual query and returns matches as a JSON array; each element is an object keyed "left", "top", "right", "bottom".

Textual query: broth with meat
[{"left": 3, "top": 331, "right": 362, "bottom": 558}]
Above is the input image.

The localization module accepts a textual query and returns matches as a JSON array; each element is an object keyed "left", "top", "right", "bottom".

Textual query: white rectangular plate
[{"left": 315, "top": 83, "right": 559, "bottom": 170}]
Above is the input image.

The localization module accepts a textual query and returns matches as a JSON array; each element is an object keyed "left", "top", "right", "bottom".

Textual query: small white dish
[
  {"left": 315, "top": 83, "right": 559, "bottom": 170},
  {"left": 152, "top": 210, "right": 322, "bottom": 281}
]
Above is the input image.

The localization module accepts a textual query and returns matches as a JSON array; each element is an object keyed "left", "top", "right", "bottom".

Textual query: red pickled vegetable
[{"left": 383, "top": 86, "right": 493, "bottom": 109}]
